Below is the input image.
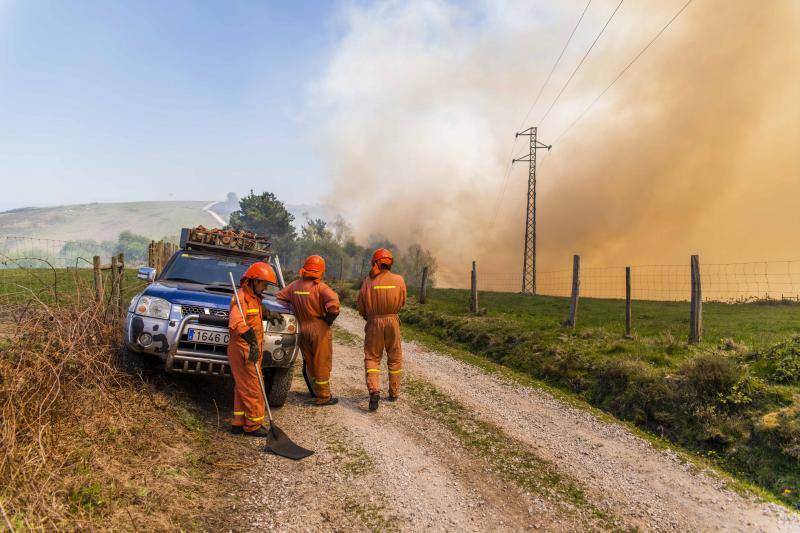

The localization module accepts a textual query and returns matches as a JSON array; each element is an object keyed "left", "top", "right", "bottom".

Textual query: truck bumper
[{"left": 124, "top": 312, "right": 299, "bottom": 376}]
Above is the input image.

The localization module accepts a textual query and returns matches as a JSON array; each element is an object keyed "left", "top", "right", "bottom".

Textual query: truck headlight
[
  {"left": 266, "top": 313, "right": 297, "bottom": 334},
  {"left": 134, "top": 296, "right": 171, "bottom": 320}
]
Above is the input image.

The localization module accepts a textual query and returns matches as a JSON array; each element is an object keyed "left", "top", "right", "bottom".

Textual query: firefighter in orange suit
[
  {"left": 357, "top": 248, "right": 407, "bottom": 411},
  {"left": 227, "top": 262, "right": 277, "bottom": 437},
  {"left": 276, "top": 255, "right": 341, "bottom": 406}
]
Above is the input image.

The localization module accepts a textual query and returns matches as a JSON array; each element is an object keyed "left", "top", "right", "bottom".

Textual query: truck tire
[{"left": 265, "top": 366, "right": 293, "bottom": 407}]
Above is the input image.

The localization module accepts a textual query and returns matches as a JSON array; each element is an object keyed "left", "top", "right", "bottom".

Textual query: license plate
[{"left": 187, "top": 328, "right": 229, "bottom": 345}]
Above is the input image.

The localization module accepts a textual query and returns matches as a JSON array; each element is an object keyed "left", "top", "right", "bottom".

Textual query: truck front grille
[
  {"left": 171, "top": 359, "right": 230, "bottom": 376},
  {"left": 181, "top": 305, "right": 229, "bottom": 318}
]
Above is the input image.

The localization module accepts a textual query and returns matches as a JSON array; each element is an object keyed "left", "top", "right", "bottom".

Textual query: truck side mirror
[{"left": 137, "top": 267, "right": 156, "bottom": 282}]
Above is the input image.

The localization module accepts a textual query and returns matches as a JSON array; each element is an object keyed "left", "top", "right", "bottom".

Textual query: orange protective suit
[
  {"left": 357, "top": 269, "right": 407, "bottom": 397},
  {"left": 227, "top": 283, "right": 265, "bottom": 432},
  {"left": 276, "top": 277, "right": 340, "bottom": 403}
]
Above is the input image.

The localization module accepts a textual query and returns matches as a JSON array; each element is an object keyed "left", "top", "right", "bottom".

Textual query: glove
[
  {"left": 323, "top": 311, "right": 339, "bottom": 327},
  {"left": 241, "top": 327, "right": 260, "bottom": 363},
  {"left": 262, "top": 306, "right": 285, "bottom": 326}
]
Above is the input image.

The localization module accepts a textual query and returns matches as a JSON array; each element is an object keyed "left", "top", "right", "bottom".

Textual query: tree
[
  {"left": 295, "top": 217, "right": 348, "bottom": 279},
  {"left": 398, "top": 243, "right": 437, "bottom": 288},
  {"left": 329, "top": 215, "right": 352, "bottom": 245},
  {"left": 115, "top": 231, "right": 151, "bottom": 263},
  {"left": 300, "top": 218, "right": 333, "bottom": 242},
  {"left": 228, "top": 190, "right": 297, "bottom": 258}
]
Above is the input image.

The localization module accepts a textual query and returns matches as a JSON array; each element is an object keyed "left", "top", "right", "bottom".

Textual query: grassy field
[
  {"left": 374, "top": 288, "right": 800, "bottom": 508},
  {"left": 0, "top": 268, "right": 147, "bottom": 306}
]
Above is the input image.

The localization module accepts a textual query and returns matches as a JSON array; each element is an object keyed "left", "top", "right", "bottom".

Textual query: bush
[
  {"left": 0, "top": 297, "right": 234, "bottom": 529},
  {"left": 679, "top": 353, "right": 741, "bottom": 404},
  {"left": 754, "top": 337, "right": 800, "bottom": 384},
  {"left": 592, "top": 359, "right": 673, "bottom": 426}
]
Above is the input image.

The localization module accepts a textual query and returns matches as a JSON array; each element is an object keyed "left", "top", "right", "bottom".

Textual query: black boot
[
  {"left": 369, "top": 392, "right": 380, "bottom": 411},
  {"left": 386, "top": 395, "right": 398, "bottom": 402},
  {"left": 230, "top": 425, "right": 244, "bottom": 435},
  {"left": 244, "top": 426, "right": 270, "bottom": 438},
  {"left": 314, "top": 397, "right": 339, "bottom": 406}
]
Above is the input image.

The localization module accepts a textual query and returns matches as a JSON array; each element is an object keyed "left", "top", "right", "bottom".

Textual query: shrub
[
  {"left": 756, "top": 337, "right": 800, "bottom": 384},
  {"left": 679, "top": 353, "right": 741, "bottom": 404},
  {"left": 592, "top": 359, "right": 673, "bottom": 426}
]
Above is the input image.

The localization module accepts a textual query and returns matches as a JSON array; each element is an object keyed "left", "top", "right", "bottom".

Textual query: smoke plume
[{"left": 312, "top": 0, "right": 800, "bottom": 280}]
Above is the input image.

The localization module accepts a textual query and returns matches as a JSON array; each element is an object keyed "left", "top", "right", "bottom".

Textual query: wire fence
[
  {"left": 0, "top": 235, "right": 149, "bottom": 308},
  {"left": 436, "top": 259, "right": 800, "bottom": 302}
]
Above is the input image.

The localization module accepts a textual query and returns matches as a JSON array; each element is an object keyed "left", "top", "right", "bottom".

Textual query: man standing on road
[
  {"left": 357, "top": 248, "right": 407, "bottom": 411},
  {"left": 276, "top": 255, "right": 341, "bottom": 406},
  {"left": 228, "top": 262, "right": 277, "bottom": 437}
]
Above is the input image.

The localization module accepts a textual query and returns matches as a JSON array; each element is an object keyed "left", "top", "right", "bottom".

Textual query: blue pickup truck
[{"left": 122, "top": 227, "right": 299, "bottom": 406}]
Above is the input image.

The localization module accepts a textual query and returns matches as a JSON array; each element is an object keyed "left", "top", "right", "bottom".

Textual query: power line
[
  {"left": 488, "top": 137, "right": 521, "bottom": 229},
  {"left": 488, "top": 0, "right": 596, "bottom": 230},
  {"left": 518, "top": 0, "right": 593, "bottom": 129},
  {"left": 551, "top": 0, "right": 694, "bottom": 146},
  {"left": 537, "top": 0, "right": 625, "bottom": 128}
]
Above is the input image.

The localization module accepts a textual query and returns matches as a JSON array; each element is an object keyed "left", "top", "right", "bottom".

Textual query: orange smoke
[{"left": 315, "top": 0, "right": 800, "bottom": 277}]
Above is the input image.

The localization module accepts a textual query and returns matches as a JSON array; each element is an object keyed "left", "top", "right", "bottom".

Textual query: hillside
[
  {"left": 0, "top": 200, "right": 340, "bottom": 242},
  {"left": 0, "top": 201, "right": 221, "bottom": 242}
]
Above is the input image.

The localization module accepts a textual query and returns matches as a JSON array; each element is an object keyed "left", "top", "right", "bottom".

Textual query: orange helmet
[
  {"left": 302, "top": 255, "right": 326, "bottom": 273},
  {"left": 371, "top": 248, "right": 393, "bottom": 266},
  {"left": 241, "top": 262, "right": 277, "bottom": 285}
]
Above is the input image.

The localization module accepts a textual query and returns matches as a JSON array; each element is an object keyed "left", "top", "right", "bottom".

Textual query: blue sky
[{"left": 0, "top": 0, "right": 339, "bottom": 209}]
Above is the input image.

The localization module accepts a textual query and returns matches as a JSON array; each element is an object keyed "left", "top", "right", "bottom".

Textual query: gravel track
[
  {"left": 230, "top": 309, "right": 800, "bottom": 532},
  {"left": 335, "top": 309, "right": 800, "bottom": 532}
]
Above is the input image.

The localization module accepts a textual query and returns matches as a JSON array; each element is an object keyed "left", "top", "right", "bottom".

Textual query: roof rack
[{"left": 179, "top": 226, "right": 272, "bottom": 258}]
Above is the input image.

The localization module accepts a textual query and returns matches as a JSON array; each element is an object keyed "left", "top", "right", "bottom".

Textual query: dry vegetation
[{"left": 0, "top": 294, "right": 244, "bottom": 530}]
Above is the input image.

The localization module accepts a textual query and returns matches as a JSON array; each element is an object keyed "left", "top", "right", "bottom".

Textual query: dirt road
[{"left": 226, "top": 309, "right": 800, "bottom": 532}]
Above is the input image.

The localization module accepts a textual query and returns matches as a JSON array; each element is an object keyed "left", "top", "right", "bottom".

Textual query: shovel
[{"left": 229, "top": 272, "right": 314, "bottom": 460}]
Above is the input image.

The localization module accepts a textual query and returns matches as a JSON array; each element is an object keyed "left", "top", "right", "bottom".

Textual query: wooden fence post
[
  {"left": 420, "top": 266, "right": 429, "bottom": 304},
  {"left": 565, "top": 255, "right": 580, "bottom": 328},
  {"left": 148, "top": 241, "right": 156, "bottom": 268},
  {"left": 625, "top": 266, "right": 632, "bottom": 337},
  {"left": 470, "top": 261, "right": 478, "bottom": 313},
  {"left": 93, "top": 255, "right": 103, "bottom": 303},
  {"left": 110, "top": 255, "right": 119, "bottom": 321},
  {"left": 689, "top": 254, "right": 702, "bottom": 344},
  {"left": 117, "top": 253, "right": 125, "bottom": 316}
]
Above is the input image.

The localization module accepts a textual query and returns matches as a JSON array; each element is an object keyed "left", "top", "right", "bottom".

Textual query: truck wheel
[{"left": 265, "top": 366, "right": 293, "bottom": 407}]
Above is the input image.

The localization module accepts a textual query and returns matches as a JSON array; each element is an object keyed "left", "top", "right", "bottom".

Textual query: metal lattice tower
[{"left": 512, "top": 127, "right": 551, "bottom": 294}]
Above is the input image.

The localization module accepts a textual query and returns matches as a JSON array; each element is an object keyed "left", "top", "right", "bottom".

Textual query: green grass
[
  {"left": 0, "top": 268, "right": 146, "bottom": 305},
  {"left": 422, "top": 289, "right": 799, "bottom": 355},
  {"left": 332, "top": 324, "right": 360, "bottom": 346},
  {"left": 400, "top": 288, "right": 800, "bottom": 509}
]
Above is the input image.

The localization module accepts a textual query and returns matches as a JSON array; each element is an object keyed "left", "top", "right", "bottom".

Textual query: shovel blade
[{"left": 264, "top": 423, "right": 314, "bottom": 460}]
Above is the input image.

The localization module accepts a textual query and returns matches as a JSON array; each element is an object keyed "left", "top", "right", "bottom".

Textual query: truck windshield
[{"left": 160, "top": 253, "right": 279, "bottom": 294}]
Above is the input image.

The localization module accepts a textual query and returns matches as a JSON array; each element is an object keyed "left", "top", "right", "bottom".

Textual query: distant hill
[
  {"left": 0, "top": 199, "right": 340, "bottom": 242},
  {"left": 0, "top": 201, "right": 221, "bottom": 242}
]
